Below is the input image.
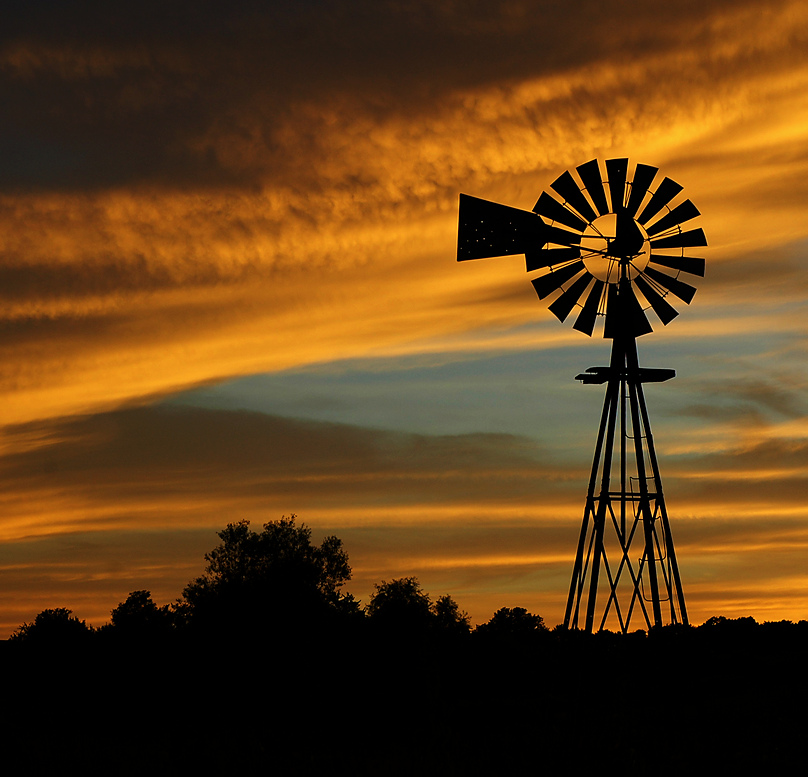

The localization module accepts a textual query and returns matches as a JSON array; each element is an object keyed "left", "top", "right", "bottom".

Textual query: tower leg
[
  {"left": 635, "top": 376, "right": 689, "bottom": 627},
  {"left": 565, "top": 348, "right": 620, "bottom": 630}
]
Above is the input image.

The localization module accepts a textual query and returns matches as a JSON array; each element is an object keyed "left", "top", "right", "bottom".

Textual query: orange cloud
[
  {"left": 1, "top": 1, "right": 807, "bottom": 634},
  {"left": 0, "top": 403, "right": 805, "bottom": 635}
]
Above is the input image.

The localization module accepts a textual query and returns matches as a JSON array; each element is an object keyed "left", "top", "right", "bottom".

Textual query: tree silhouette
[
  {"left": 701, "top": 615, "right": 758, "bottom": 631},
  {"left": 181, "top": 515, "right": 356, "bottom": 637},
  {"left": 366, "top": 577, "right": 470, "bottom": 635},
  {"left": 474, "top": 606, "right": 547, "bottom": 639},
  {"left": 9, "top": 607, "right": 93, "bottom": 645},
  {"left": 433, "top": 594, "right": 471, "bottom": 635},
  {"left": 108, "top": 590, "right": 175, "bottom": 638},
  {"left": 367, "top": 577, "right": 432, "bottom": 629}
]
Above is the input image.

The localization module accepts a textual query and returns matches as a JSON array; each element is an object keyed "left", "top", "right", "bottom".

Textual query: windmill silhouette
[{"left": 457, "top": 158, "right": 706, "bottom": 633}]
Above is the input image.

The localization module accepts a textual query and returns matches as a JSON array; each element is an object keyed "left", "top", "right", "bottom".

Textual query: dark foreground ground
[{"left": 3, "top": 622, "right": 806, "bottom": 775}]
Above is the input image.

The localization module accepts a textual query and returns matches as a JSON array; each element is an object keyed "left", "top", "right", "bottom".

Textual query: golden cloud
[
  {"left": 1, "top": 1, "right": 807, "bottom": 633},
  {"left": 0, "top": 402, "right": 805, "bottom": 634}
]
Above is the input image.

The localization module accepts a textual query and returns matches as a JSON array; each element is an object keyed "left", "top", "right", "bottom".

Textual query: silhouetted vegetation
[
  {"left": 106, "top": 589, "right": 177, "bottom": 640},
  {"left": 179, "top": 516, "right": 359, "bottom": 640},
  {"left": 5, "top": 516, "right": 808, "bottom": 774},
  {"left": 366, "top": 576, "right": 470, "bottom": 636},
  {"left": 9, "top": 606, "right": 93, "bottom": 645},
  {"left": 473, "top": 605, "right": 546, "bottom": 639}
]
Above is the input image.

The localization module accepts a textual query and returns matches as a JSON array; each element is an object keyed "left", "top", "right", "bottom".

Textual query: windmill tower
[{"left": 457, "top": 158, "right": 706, "bottom": 633}]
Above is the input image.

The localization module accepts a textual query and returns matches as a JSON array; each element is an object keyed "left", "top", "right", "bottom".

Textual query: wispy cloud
[
  {"left": 1, "top": 0, "right": 807, "bottom": 631},
  {"left": 0, "top": 400, "right": 805, "bottom": 633}
]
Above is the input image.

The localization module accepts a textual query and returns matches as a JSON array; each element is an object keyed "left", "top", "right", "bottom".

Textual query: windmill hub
[
  {"left": 457, "top": 157, "right": 708, "bottom": 633},
  {"left": 580, "top": 213, "right": 650, "bottom": 282},
  {"left": 607, "top": 208, "right": 646, "bottom": 258}
]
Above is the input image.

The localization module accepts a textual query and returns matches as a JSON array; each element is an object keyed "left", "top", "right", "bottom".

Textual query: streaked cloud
[
  {"left": 0, "top": 0, "right": 807, "bottom": 632},
  {"left": 0, "top": 398, "right": 806, "bottom": 633}
]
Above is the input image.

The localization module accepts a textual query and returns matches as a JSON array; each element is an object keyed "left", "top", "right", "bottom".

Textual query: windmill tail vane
[{"left": 457, "top": 158, "right": 707, "bottom": 632}]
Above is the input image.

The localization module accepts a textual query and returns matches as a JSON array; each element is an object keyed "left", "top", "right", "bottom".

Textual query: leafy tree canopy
[
  {"left": 9, "top": 607, "right": 93, "bottom": 645},
  {"left": 367, "top": 577, "right": 470, "bottom": 635},
  {"left": 474, "top": 607, "right": 547, "bottom": 639},
  {"left": 109, "top": 590, "right": 175, "bottom": 637},
  {"left": 433, "top": 594, "right": 472, "bottom": 635},
  {"left": 181, "top": 515, "right": 355, "bottom": 633}
]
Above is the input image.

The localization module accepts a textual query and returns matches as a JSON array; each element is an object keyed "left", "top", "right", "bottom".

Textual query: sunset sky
[{"left": 1, "top": 0, "right": 807, "bottom": 635}]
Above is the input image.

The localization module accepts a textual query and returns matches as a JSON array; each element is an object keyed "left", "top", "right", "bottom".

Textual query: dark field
[{"left": 4, "top": 619, "right": 806, "bottom": 775}]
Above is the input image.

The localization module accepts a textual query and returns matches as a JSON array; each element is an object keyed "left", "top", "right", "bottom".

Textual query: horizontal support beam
[
  {"left": 605, "top": 491, "right": 660, "bottom": 500},
  {"left": 575, "top": 367, "right": 675, "bottom": 384}
]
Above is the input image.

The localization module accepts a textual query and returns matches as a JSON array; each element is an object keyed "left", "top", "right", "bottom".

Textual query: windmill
[{"left": 457, "top": 158, "right": 706, "bottom": 633}]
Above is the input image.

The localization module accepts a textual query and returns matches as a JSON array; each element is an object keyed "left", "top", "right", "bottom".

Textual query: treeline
[
  {"left": 5, "top": 516, "right": 808, "bottom": 774},
  {"left": 8, "top": 515, "right": 808, "bottom": 647},
  {"left": 8, "top": 515, "right": 553, "bottom": 646}
]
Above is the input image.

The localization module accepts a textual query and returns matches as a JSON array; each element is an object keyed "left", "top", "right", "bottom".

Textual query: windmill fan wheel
[{"left": 457, "top": 158, "right": 707, "bottom": 338}]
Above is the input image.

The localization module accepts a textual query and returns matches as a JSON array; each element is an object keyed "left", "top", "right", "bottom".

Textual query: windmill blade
[
  {"left": 548, "top": 272, "right": 593, "bottom": 323},
  {"left": 573, "top": 279, "right": 605, "bottom": 336},
  {"left": 604, "top": 282, "right": 654, "bottom": 338},
  {"left": 606, "top": 158, "right": 628, "bottom": 212},
  {"left": 457, "top": 193, "right": 548, "bottom": 261},
  {"left": 650, "top": 228, "right": 707, "bottom": 250},
  {"left": 637, "top": 178, "right": 684, "bottom": 225},
  {"left": 577, "top": 160, "right": 609, "bottom": 216},
  {"left": 531, "top": 259, "right": 585, "bottom": 299},
  {"left": 643, "top": 266, "right": 697, "bottom": 304},
  {"left": 645, "top": 199, "right": 701, "bottom": 237},
  {"left": 550, "top": 170, "right": 598, "bottom": 223},
  {"left": 635, "top": 275, "right": 679, "bottom": 325},
  {"left": 525, "top": 246, "right": 580, "bottom": 272},
  {"left": 625, "top": 164, "right": 658, "bottom": 217},
  {"left": 533, "top": 192, "right": 588, "bottom": 232},
  {"left": 649, "top": 253, "right": 705, "bottom": 277},
  {"left": 625, "top": 283, "right": 655, "bottom": 336},
  {"left": 603, "top": 284, "right": 620, "bottom": 339}
]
